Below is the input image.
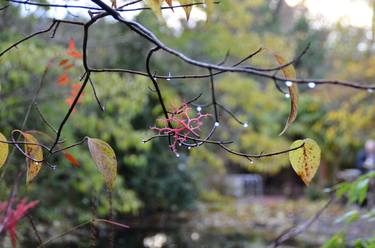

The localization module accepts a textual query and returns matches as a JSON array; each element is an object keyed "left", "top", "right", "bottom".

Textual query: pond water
[{"left": 95, "top": 223, "right": 314, "bottom": 248}]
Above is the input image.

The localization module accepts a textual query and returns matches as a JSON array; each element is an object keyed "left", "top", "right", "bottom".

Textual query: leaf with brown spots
[
  {"left": 19, "top": 131, "right": 43, "bottom": 184},
  {"left": 289, "top": 138, "right": 321, "bottom": 185},
  {"left": 87, "top": 138, "right": 117, "bottom": 191},
  {"left": 0, "top": 132, "right": 9, "bottom": 169}
]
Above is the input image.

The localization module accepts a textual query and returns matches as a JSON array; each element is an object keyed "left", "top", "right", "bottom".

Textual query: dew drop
[
  {"left": 308, "top": 82, "right": 316, "bottom": 89},
  {"left": 214, "top": 122, "right": 220, "bottom": 127},
  {"left": 166, "top": 72, "right": 171, "bottom": 81},
  {"left": 243, "top": 123, "right": 248, "bottom": 128},
  {"left": 368, "top": 88, "right": 374, "bottom": 93},
  {"left": 285, "top": 93, "right": 290, "bottom": 98},
  {"left": 196, "top": 106, "right": 202, "bottom": 112},
  {"left": 285, "top": 81, "right": 293, "bottom": 87}
]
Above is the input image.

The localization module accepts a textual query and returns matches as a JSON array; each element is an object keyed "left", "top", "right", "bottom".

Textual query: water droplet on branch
[{"left": 308, "top": 82, "right": 316, "bottom": 89}]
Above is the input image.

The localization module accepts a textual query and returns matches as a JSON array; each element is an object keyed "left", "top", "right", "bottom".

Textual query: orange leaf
[
  {"left": 67, "top": 38, "right": 82, "bottom": 59},
  {"left": 67, "top": 50, "right": 82, "bottom": 59},
  {"left": 64, "top": 153, "right": 80, "bottom": 168},
  {"left": 57, "top": 73, "right": 70, "bottom": 86},
  {"left": 68, "top": 38, "right": 76, "bottom": 51},
  {"left": 59, "top": 59, "right": 69, "bottom": 66},
  {"left": 63, "top": 64, "right": 74, "bottom": 70}
]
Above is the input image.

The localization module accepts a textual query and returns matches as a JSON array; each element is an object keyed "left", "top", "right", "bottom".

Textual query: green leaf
[
  {"left": 87, "top": 138, "right": 117, "bottom": 192},
  {"left": 335, "top": 210, "right": 360, "bottom": 224},
  {"left": 322, "top": 233, "right": 346, "bottom": 248},
  {"left": 0, "top": 132, "right": 9, "bottom": 169},
  {"left": 335, "top": 182, "right": 350, "bottom": 199},
  {"left": 289, "top": 138, "right": 321, "bottom": 185},
  {"left": 356, "top": 178, "right": 369, "bottom": 204}
]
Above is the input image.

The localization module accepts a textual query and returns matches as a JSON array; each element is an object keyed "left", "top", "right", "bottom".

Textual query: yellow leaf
[
  {"left": 273, "top": 53, "right": 298, "bottom": 135},
  {"left": 179, "top": 0, "right": 193, "bottom": 20},
  {"left": 0, "top": 132, "right": 9, "bottom": 169},
  {"left": 205, "top": 0, "right": 214, "bottom": 21},
  {"left": 21, "top": 131, "right": 43, "bottom": 184},
  {"left": 289, "top": 138, "right": 321, "bottom": 185},
  {"left": 145, "top": 0, "right": 162, "bottom": 17},
  {"left": 87, "top": 138, "right": 117, "bottom": 191}
]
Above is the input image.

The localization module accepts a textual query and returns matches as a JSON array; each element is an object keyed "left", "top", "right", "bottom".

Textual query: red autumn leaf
[
  {"left": 67, "top": 38, "right": 82, "bottom": 59},
  {"left": 70, "top": 83, "right": 84, "bottom": 103},
  {"left": 59, "top": 59, "right": 69, "bottom": 66},
  {"left": 64, "top": 153, "right": 80, "bottom": 168},
  {"left": 68, "top": 38, "right": 76, "bottom": 51},
  {"left": 57, "top": 73, "right": 70, "bottom": 86},
  {"left": 63, "top": 63, "right": 74, "bottom": 70},
  {"left": 65, "top": 96, "right": 74, "bottom": 106},
  {"left": 0, "top": 198, "right": 39, "bottom": 248},
  {"left": 67, "top": 50, "right": 82, "bottom": 59}
]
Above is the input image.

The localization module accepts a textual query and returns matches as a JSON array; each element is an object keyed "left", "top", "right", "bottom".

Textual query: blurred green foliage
[{"left": 1, "top": 0, "right": 375, "bottom": 246}]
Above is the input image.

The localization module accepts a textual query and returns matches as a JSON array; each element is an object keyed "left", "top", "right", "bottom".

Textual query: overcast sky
[
  {"left": 285, "top": 0, "right": 372, "bottom": 28},
  {"left": 19, "top": 0, "right": 374, "bottom": 30}
]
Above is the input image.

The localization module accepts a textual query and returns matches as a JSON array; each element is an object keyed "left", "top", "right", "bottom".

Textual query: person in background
[{"left": 356, "top": 140, "right": 375, "bottom": 174}]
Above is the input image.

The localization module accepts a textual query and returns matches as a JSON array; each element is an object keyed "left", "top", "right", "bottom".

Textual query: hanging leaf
[
  {"left": 205, "top": 0, "right": 214, "bottom": 21},
  {"left": 18, "top": 131, "right": 43, "bottom": 184},
  {"left": 273, "top": 53, "right": 298, "bottom": 135},
  {"left": 57, "top": 73, "right": 70, "bottom": 86},
  {"left": 179, "top": 0, "right": 193, "bottom": 20},
  {"left": 165, "top": 0, "right": 173, "bottom": 8},
  {"left": 111, "top": 0, "right": 117, "bottom": 8},
  {"left": 0, "top": 132, "right": 9, "bottom": 169},
  {"left": 145, "top": 0, "right": 162, "bottom": 17},
  {"left": 64, "top": 153, "right": 80, "bottom": 168},
  {"left": 67, "top": 38, "right": 82, "bottom": 59},
  {"left": 58, "top": 59, "right": 69, "bottom": 66},
  {"left": 87, "top": 138, "right": 117, "bottom": 191},
  {"left": 289, "top": 138, "right": 321, "bottom": 185}
]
